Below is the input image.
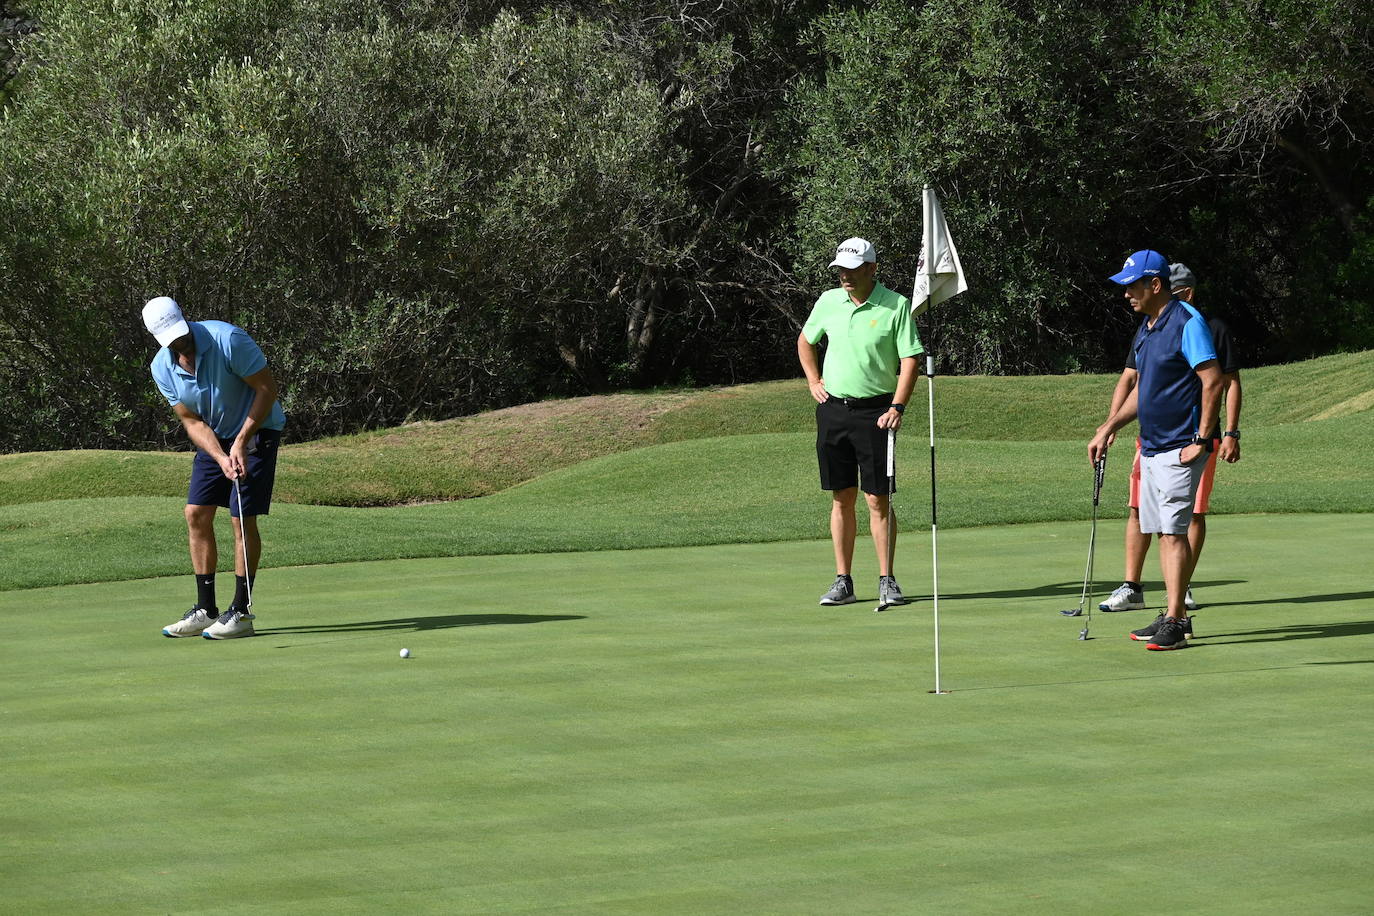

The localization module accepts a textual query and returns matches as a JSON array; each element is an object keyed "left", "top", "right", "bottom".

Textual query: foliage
[
  {"left": 0, "top": 0, "right": 1372, "bottom": 450},
  {"left": 0, "top": 0, "right": 804, "bottom": 449}
]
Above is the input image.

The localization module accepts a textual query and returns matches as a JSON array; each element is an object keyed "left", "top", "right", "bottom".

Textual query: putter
[
  {"left": 234, "top": 475, "right": 253, "bottom": 612},
  {"left": 875, "top": 427, "right": 899, "bottom": 612},
  {"left": 1061, "top": 451, "right": 1107, "bottom": 639}
]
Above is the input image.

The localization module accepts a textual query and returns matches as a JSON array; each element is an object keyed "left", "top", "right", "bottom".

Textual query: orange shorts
[{"left": 1129, "top": 438, "right": 1218, "bottom": 514}]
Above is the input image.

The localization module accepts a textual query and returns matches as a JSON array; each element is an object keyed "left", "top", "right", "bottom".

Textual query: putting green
[{"left": 3, "top": 514, "right": 1371, "bottom": 913}]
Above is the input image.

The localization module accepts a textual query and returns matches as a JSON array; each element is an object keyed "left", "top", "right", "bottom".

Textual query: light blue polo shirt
[
  {"left": 150, "top": 321, "right": 286, "bottom": 440},
  {"left": 1132, "top": 299, "right": 1217, "bottom": 456}
]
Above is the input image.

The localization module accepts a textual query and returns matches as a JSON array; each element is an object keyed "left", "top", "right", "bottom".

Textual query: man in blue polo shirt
[
  {"left": 1088, "top": 250, "right": 1222, "bottom": 650},
  {"left": 143, "top": 296, "right": 285, "bottom": 640}
]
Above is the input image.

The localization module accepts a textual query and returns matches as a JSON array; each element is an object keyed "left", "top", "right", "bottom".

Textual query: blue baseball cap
[{"left": 1108, "top": 250, "right": 1169, "bottom": 285}]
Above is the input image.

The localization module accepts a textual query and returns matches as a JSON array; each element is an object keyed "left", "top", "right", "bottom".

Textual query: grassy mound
[
  {"left": 3, "top": 350, "right": 1368, "bottom": 508},
  {"left": 1, "top": 350, "right": 1370, "bottom": 590}
]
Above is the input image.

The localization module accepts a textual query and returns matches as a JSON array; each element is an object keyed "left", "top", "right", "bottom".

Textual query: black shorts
[
  {"left": 187, "top": 429, "right": 282, "bottom": 517},
  {"left": 815, "top": 395, "right": 894, "bottom": 495}
]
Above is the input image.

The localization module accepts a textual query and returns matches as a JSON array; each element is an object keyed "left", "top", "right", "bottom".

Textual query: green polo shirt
[{"left": 802, "top": 282, "right": 924, "bottom": 398}]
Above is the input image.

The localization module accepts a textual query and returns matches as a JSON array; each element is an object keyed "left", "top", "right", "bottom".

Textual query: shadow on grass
[
  {"left": 954, "top": 660, "right": 1374, "bottom": 692},
  {"left": 261, "top": 613, "right": 586, "bottom": 648},
  {"left": 910, "top": 579, "right": 1247, "bottom": 602},
  {"left": 1202, "top": 616, "right": 1374, "bottom": 644},
  {"left": 1187, "top": 589, "right": 1374, "bottom": 611}
]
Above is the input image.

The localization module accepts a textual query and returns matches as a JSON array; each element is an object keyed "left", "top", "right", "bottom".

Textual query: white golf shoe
[
  {"left": 1163, "top": 589, "right": 1201, "bottom": 611},
  {"left": 1098, "top": 583, "right": 1145, "bottom": 612},
  {"left": 203, "top": 608, "right": 256, "bottom": 640},
  {"left": 163, "top": 606, "right": 216, "bottom": 638}
]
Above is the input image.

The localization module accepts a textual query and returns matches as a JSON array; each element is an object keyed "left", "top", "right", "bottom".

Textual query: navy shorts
[
  {"left": 816, "top": 395, "right": 894, "bottom": 495},
  {"left": 188, "top": 429, "right": 282, "bottom": 517}
]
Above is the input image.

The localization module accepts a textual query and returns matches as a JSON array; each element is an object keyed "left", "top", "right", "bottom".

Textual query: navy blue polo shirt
[{"left": 1131, "top": 299, "right": 1218, "bottom": 456}]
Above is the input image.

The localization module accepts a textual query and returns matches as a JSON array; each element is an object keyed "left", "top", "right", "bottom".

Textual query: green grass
[
  {"left": 3, "top": 350, "right": 1369, "bottom": 508},
  {"left": 4, "top": 414, "right": 1373, "bottom": 591},
  {"left": 3, "top": 515, "right": 1372, "bottom": 913}
]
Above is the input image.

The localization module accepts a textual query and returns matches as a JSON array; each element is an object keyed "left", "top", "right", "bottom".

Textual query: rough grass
[{"left": 3, "top": 350, "right": 1368, "bottom": 508}]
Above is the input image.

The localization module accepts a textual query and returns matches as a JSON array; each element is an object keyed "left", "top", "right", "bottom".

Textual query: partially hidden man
[{"left": 1088, "top": 251, "right": 1222, "bottom": 650}]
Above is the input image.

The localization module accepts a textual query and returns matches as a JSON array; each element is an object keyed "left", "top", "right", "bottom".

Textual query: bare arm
[
  {"left": 172, "top": 402, "right": 235, "bottom": 477},
  {"left": 228, "top": 367, "right": 280, "bottom": 476},
  {"left": 1180, "top": 360, "right": 1223, "bottom": 465},
  {"left": 1089, "top": 384, "right": 1137, "bottom": 464},
  {"left": 797, "top": 332, "right": 827, "bottom": 404},
  {"left": 1219, "top": 370, "right": 1242, "bottom": 462},
  {"left": 1105, "top": 368, "right": 1137, "bottom": 446},
  {"left": 878, "top": 356, "right": 920, "bottom": 430}
]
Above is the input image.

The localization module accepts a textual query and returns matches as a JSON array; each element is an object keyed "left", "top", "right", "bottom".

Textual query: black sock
[
  {"left": 196, "top": 575, "right": 217, "bottom": 616},
  {"left": 232, "top": 574, "right": 255, "bottom": 610},
  {"left": 1124, "top": 580, "right": 1142, "bottom": 591}
]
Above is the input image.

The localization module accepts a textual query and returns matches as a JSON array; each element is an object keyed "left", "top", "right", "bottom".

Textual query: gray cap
[{"left": 1169, "top": 262, "right": 1197, "bottom": 291}]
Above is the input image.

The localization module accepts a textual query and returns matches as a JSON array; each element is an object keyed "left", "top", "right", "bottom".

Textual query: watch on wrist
[
  {"left": 1223, "top": 430, "right": 1240, "bottom": 439},
  {"left": 891, "top": 403, "right": 905, "bottom": 414},
  {"left": 1191, "top": 435, "right": 1213, "bottom": 451}
]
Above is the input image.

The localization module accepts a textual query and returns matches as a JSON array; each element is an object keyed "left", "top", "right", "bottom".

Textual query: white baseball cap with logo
[
  {"left": 142, "top": 296, "right": 190, "bottom": 346},
  {"left": 829, "top": 237, "right": 876, "bottom": 269}
]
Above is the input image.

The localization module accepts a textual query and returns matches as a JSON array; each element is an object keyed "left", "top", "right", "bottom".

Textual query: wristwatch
[
  {"left": 1190, "top": 435, "right": 1214, "bottom": 451},
  {"left": 891, "top": 403, "right": 906, "bottom": 414},
  {"left": 1223, "top": 430, "right": 1240, "bottom": 439}
]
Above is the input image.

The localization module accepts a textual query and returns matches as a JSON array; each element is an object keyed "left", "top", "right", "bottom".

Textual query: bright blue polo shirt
[
  {"left": 150, "top": 321, "right": 286, "bottom": 440},
  {"left": 1132, "top": 299, "right": 1217, "bottom": 456}
]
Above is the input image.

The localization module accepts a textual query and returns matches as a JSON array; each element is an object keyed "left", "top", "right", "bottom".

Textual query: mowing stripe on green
[{"left": 2, "top": 515, "right": 1371, "bottom": 913}]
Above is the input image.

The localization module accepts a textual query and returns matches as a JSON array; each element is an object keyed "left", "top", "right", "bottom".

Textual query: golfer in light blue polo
[
  {"left": 1088, "top": 250, "right": 1222, "bottom": 650},
  {"left": 144, "top": 296, "right": 285, "bottom": 640}
]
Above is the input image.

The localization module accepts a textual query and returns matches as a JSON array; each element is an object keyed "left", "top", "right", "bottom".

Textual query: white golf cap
[
  {"left": 142, "top": 296, "right": 190, "bottom": 347},
  {"left": 830, "top": 237, "right": 876, "bottom": 269}
]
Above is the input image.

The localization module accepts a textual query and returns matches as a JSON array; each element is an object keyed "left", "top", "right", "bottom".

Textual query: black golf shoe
[
  {"left": 1145, "top": 615, "right": 1191, "bottom": 650},
  {"left": 1130, "top": 613, "right": 1193, "bottom": 642}
]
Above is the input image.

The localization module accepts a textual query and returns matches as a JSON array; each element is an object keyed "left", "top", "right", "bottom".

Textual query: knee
[
  {"left": 185, "top": 505, "right": 216, "bottom": 531},
  {"left": 864, "top": 492, "right": 889, "bottom": 515}
]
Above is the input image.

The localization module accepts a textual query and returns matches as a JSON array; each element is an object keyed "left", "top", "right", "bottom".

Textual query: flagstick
[
  {"left": 912, "top": 182, "right": 964, "bottom": 695},
  {"left": 926, "top": 354, "right": 946, "bottom": 695}
]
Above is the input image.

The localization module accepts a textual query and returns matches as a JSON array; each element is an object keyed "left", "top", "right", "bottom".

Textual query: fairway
[{"left": 3, "top": 514, "right": 1371, "bottom": 914}]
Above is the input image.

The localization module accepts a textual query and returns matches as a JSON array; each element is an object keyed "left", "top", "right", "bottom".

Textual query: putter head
[
  {"left": 1077, "top": 628, "right": 1090, "bottom": 640},
  {"left": 1060, "top": 607, "right": 1084, "bottom": 617}
]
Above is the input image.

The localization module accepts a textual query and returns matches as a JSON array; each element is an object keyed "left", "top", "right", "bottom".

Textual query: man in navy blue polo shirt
[
  {"left": 143, "top": 296, "right": 286, "bottom": 640},
  {"left": 1088, "top": 250, "right": 1222, "bottom": 650}
]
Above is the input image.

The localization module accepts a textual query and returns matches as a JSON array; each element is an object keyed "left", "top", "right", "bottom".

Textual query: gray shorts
[{"left": 1139, "top": 448, "right": 1207, "bottom": 535}]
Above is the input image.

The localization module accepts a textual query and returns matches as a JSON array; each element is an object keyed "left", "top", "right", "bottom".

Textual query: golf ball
[{"left": 399, "top": 648, "right": 411, "bottom": 659}]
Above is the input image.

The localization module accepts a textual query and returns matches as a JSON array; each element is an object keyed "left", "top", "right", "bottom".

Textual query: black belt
[{"left": 830, "top": 394, "right": 892, "bottom": 409}]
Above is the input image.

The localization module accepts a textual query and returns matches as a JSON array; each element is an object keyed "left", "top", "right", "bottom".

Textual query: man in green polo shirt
[{"left": 798, "top": 237, "right": 924, "bottom": 608}]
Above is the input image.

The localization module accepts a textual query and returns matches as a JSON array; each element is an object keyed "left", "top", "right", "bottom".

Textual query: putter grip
[{"left": 1092, "top": 455, "right": 1106, "bottom": 505}]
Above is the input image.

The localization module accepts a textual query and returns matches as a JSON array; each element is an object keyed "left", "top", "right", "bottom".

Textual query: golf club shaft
[
  {"left": 886, "top": 427, "right": 896, "bottom": 578},
  {"left": 235, "top": 477, "right": 253, "bottom": 609}
]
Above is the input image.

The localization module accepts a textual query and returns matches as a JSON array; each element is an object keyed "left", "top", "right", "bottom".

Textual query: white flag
[{"left": 911, "top": 185, "right": 968, "bottom": 317}]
